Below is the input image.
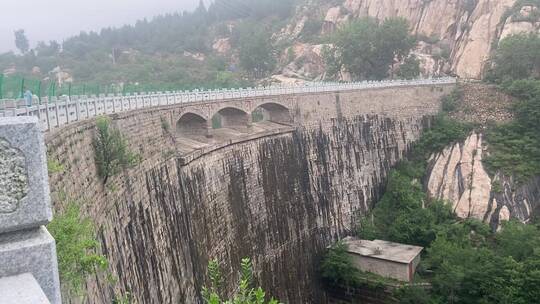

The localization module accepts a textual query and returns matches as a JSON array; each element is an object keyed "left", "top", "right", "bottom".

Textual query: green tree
[
  {"left": 488, "top": 33, "right": 540, "bottom": 82},
  {"left": 428, "top": 232, "right": 523, "bottom": 304},
  {"left": 494, "top": 220, "right": 540, "bottom": 262},
  {"left": 236, "top": 23, "right": 276, "bottom": 77},
  {"left": 397, "top": 55, "right": 421, "bottom": 80},
  {"left": 324, "top": 17, "right": 415, "bottom": 80},
  {"left": 14, "top": 29, "right": 30, "bottom": 54}
]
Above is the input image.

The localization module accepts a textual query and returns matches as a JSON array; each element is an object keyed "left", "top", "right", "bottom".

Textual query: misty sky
[{"left": 0, "top": 0, "right": 202, "bottom": 53}]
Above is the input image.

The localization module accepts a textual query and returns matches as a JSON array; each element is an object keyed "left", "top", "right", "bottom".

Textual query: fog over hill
[{"left": 0, "top": 0, "right": 201, "bottom": 53}]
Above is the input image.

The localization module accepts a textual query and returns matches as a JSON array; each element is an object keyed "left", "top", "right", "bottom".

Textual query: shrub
[
  {"left": 394, "top": 285, "right": 432, "bottom": 304},
  {"left": 441, "top": 88, "right": 463, "bottom": 113},
  {"left": 160, "top": 117, "right": 171, "bottom": 133},
  {"left": 93, "top": 117, "right": 140, "bottom": 184},
  {"left": 202, "top": 258, "right": 279, "bottom": 304},
  {"left": 397, "top": 55, "right": 421, "bottom": 80},
  {"left": 319, "top": 241, "right": 361, "bottom": 287},
  {"left": 47, "top": 158, "right": 65, "bottom": 174},
  {"left": 484, "top": 79, "right": 540, "bottom": 182},
  {"left": 300, "top": 18, "right": 324, "bottom": 42},
  {"left": 414, "top": 114, "right": 472, "bottom": 160},
  {"left": 47, "top": 202, "right": 108, "bottom": 294}
]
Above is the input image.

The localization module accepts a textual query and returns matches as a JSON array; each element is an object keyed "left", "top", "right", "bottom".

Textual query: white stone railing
[{"left": 0, "top": 77, "right": 456, "bottom": 131}]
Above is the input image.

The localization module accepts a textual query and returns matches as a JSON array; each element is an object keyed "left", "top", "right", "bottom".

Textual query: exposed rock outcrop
[
  {"left": 426, "top": 132, "right": 540, "bottom": 228},
  {"left": 276, "top": 0, "right": 540, "bottom": 80},
  {"left": 279, "top": 43, "right": 327, "bottom": 80},
  {"left": 212, "top": 38, "right": 232, "bottom": 55}
]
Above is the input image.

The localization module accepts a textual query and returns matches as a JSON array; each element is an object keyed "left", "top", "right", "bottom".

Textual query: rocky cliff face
[
  {"left": 426, "top": 132, "right": 540, "bottom": 228},
  {"left": 276, "top": 0, "right": 540, "bottom": 81}
]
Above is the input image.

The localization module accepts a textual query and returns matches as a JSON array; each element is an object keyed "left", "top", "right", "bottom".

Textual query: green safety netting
[{"left": 0, "top": 75, "right": 173, "bottom": 102}]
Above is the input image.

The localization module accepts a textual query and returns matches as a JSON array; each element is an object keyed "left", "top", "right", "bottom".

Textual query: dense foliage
[
  {"left": 202, "top": 258, "right": 280, "bottom": 304},
  {"left": 235, "top": 22, "right": 276, "bottom": 77},
  {"left": 319, "top": 242, "right": 362, "bottom": 287},
  {"left": 47, "top": 202, "right": 108, "bottom": 294},
  {"left": 358, "top": 115, "right": 472, "bottom": 247},
  {"left": 397, "top": 55, "right": 421, "bottom": 80},
  {"left": 93, "top": 117, "right": 140, "bottom": 184},
  {"left": 323, "top": 17, "right": 416, "bottom": 80},
  {"left": 483, "top": 80, "right": 540, "bottom": 182},
  {"left": 486, "top": 33, "right": 540, "bottom": 82},
  {"left": 322, "top": 107, "right": 540, "bottom": 303}
]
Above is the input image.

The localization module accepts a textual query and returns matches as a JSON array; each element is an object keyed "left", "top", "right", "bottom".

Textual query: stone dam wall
[{"left": 45, "top": 85, "right": 453, "bottom": 303}]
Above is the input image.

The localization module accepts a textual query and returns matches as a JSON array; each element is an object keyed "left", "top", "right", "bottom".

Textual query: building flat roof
[{"left": 342, "top": 237, "right": 423, "bottom": 264}]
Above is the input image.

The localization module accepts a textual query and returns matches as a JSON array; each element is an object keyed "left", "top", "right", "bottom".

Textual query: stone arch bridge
[
  {"left": 1, "top": 78, "right": 455, "bottom": 133},
  {"left": 1, "top": 77, "right": 457, "bottom": 163}
]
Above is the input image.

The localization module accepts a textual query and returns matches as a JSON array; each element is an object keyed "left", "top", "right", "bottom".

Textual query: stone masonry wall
[{"left": 45, "top": 85, "right": 452, "bottom": 303}]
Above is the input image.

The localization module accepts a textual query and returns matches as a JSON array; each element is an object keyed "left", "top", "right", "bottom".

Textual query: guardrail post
[
  {"left": 54, "top": 100, "right": 59, "bottom": 128},
  {"left": 75, "top": 99, "right": 80, "bottom": 122},
  {"left": 64, "top": 97, "right": 70, "bottom": 124}
]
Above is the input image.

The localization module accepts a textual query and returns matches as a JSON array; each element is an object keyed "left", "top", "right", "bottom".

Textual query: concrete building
[{"left": 342, "top": 237, "right": 423, "bottom": 282}]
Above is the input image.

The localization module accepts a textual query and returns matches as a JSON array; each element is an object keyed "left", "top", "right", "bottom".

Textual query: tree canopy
[
  {"left": 324, "top": 17, "right": 416, "bottom": 80},
  {"left": 14, "top": 29, "right": 29, "bottom": 54},
  {"left": 487, "top": 33, "right": 540, "bottom": 82}
]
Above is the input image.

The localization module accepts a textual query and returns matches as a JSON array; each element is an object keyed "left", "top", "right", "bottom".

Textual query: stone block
[
  {"left": 0, "top": 116, "right": 52, "bottom": 233},
  {"left": 0, "top": 273, "right": 50, "bottom": 303},
  {"left": 0, "top": 227, "right": 61, "bottom": 304}
]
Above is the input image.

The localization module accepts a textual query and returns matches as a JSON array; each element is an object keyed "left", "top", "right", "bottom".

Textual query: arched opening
[
  {"left": 252, "top": 103, "right": 292, "bottom": 125},
  {"left": 211, "top": 107, "right": 250, "bottom": 131},
  {"left": 176, "top": 112, "right": 208, "bottom": 139}
]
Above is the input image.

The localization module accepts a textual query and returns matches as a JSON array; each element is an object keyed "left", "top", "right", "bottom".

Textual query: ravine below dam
[{"left": 44, "top": 83, "right": 453, "bottom": 303}]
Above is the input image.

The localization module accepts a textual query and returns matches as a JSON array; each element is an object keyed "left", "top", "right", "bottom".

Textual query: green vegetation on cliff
[
  {"left": 486, "top": 33, "right": 540, "bottom": 82},
  {"left": 48, "top": 202, "right": 108, "bottom": 295},
  {"left": 321, "top": 109, "right": 540, "bottom": 303},
  {"left": 483, "top": 33, "right": 540, "bottom": 182},
  {"left": 93, "top": 117, "right": 140, "bottom": 184},
  {"left": 483, "top": 79, "right": 540, "bottom": 182}
]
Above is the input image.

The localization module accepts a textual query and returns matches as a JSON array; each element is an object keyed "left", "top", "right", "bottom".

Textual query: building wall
[
  {"left": 349, "top": 255, "right": 410, "bottom": 282},
  {"left": 45, "top": 84, "right": 452, "bottom": 303}
]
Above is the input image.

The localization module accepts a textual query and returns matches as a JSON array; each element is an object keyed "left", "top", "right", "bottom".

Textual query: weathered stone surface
[
  {"left": 45, "top": 85, "right": 453, "bottom": 303},
  {"left": 427, "top": 133, "right": 492, "bottom": 220},
  {"left": 0, "top": 273, "right": 50, "bottom": 304},
  {"left": 0, "top": 117, "right": 52, "bottom": 233},
  {"left": 0, "top": 227, "right": 61, "bottom": 304},
  {"left": 278, "top": 0, "right": 540, "bottom": 79},
  {"left": 0, "top": 138, "right": 28, "bottom": 213},
  {"left": 426, "top": 132, "right": 540, "bottom": 228}
]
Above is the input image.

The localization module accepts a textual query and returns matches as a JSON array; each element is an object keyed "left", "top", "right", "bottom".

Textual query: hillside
[{"left": 1, "top": 0, "right": 540, "bottom": 95}]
